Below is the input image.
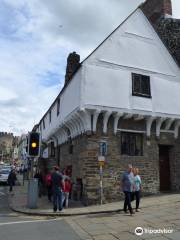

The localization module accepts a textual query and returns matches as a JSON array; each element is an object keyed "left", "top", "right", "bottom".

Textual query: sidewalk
[{"left": 8, "top": 179, "right": 180, "bottom": 217}]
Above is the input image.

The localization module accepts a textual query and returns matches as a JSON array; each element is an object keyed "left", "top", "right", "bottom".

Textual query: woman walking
[{"left": 134, "top": 168, "right": 142, "bottom": 212}]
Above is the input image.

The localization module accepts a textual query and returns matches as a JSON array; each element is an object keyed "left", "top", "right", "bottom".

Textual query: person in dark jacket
[
  {"left": 34, "top": 170, "right": 43, "bottom": 197},
  {"left": 51, "top": 166, "right": 64, "bottom": 212},
  {"left": 8, "top": 169, "right": 17, "bottom": 192}
]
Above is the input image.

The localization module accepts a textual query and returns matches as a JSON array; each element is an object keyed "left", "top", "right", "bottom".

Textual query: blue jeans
[{"left": 53, "top": 188, "right": 62, "bottom": 211}]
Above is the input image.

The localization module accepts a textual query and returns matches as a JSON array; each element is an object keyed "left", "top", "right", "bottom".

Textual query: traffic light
[{"left": 28, "top": 132, "right": 40, "bottom": 157}]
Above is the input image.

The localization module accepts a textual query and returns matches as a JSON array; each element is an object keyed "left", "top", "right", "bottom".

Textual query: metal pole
[
  {"left": 100, "top": 165, "right": 103, "bottom": 205},
  {"left": 30, "top": 157, "right": 34, "bottom": 178}
]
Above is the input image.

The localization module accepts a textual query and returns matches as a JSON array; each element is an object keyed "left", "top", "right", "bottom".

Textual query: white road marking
[
  {"left": 0, "top": 218, "right": 61, "bottom": 226},
  {"left": 0, "top": 191, "right": 5, "bottom": 196}
]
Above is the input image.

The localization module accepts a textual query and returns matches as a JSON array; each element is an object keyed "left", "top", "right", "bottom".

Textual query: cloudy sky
[{"left": 0, "top": 0, "right": 180, "bottom": 136}]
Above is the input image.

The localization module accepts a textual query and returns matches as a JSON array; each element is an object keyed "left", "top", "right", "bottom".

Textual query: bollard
[{"left": 27, "top": 178, "right": 38, "bottom": 209}]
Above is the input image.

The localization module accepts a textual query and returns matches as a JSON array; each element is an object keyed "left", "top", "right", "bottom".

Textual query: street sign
[
  {"left": 98, "top": 156, "right": 105, "bottom": 167},
  {"left": 99, "top": 141, "right": 107, "bottom": 156}
]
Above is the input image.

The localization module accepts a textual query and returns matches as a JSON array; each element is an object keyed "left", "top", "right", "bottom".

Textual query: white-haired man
[{"left": 122, "top": 164, "right": 135, "bottom": 215}]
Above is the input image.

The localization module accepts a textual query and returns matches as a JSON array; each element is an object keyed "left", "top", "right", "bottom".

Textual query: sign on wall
[{"left": 99, "top": 141, "right": 107, "bottom": 156}]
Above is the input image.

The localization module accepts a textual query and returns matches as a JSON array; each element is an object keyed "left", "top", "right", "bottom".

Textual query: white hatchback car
[{"left": 0, "top": 169, "right": 10, "bottom": 184}]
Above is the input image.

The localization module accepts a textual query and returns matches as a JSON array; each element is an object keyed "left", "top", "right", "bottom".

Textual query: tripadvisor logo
[
  {"left": 135, "top": 227, "right": 144, "bottom": 236},
  {"left": 135, "top": 227, "right": 173, "bottom": 236}
]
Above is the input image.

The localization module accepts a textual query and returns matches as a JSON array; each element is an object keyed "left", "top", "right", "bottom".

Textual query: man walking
[
  {"left": 8, "top": 168, "right": 17, "bottom": 192},
  {"left": 122, "top": 164, "right": 135, "bottom": 216},
  {"left": 51, "top": 166, "right": 64, "bottom": 212}
]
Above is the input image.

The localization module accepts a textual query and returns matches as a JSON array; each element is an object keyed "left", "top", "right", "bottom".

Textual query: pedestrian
[
  {"left": 122, "top": 164, "right": 135, "bottom": 216},
  {"left": 51, "top": 166, "right": 64, "bottom": 212},
  {"left": 63, "top": 177, "right": 71, "bottom": 208},
  {"left": 45, "top": 171, "right": 52, "bottom": 202},
  {"left": 133, "top": 168, "right": 142, "bottom": 212},
  {"left": 8, "top": 169, "right": 17, "bottom": 192}
]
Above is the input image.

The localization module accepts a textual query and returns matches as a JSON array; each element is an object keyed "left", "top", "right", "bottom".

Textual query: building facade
[{"left": 35, "top": 0, "right": 180, "bottom": 204}]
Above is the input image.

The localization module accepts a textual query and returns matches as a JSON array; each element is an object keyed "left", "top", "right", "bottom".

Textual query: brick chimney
[
  {"left": 65, "top": 52, "right": 80, "bottom": 85},
  {"left": 141, "top": 0, "right": 172, "bottom": 25}
]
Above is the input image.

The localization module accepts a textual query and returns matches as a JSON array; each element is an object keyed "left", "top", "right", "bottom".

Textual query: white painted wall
[
  {"left": 39, "top": 8, "right": 180, "bottom": 142},
  {"left": 41, "top": 68, "right": 82, "bottom": 141},
  {"left": 82, "top": 9, "right": 180, "bottom": 116}
]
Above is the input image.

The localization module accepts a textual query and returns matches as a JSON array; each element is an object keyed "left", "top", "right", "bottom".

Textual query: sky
[{"left": 0, "top": 0, "right": 180, "bottom": 136}]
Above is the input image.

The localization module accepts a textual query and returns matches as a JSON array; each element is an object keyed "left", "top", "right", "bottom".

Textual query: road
[
  {"left": 0, "top": 185, "right": 81, "bottom": 240},
  {"left": 1, "top": 184, "right": 180, "bottom": 240}
]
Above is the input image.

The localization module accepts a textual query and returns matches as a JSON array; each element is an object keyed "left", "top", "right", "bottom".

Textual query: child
[
  {"left": 63, "top": 178, "right": 71, "bottom": 208},
  {"left": 45, "top": 172, "right": 52, "bottom": 202}
]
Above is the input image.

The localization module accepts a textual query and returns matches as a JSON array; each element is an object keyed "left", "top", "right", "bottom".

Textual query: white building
[{"left": 35, "top": 0, "right": 180, "bottom": 204}]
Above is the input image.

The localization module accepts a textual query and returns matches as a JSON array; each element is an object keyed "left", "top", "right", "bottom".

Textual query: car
[
  {"left": 0, "top": 169, "right": 10, "bottom": 184},
  {"left": 2, "top": 166, "right": 12, "bottom": 171}
]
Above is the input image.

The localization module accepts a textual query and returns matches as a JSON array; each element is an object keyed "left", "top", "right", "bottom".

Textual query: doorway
[{"left": 159, "top": 145, "right": 171, "bottom": 191}]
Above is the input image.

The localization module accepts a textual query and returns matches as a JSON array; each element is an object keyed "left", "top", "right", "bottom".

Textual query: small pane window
[
  {"left": 132, "top": 73, "right": 151, "bottom": 98},
  {"left": 121, "top": 132, "right": 143, "bottom": 156},
  {"left": 49, "top": 111, "right": 51, "bottom": 123},
  {"left": 50, "top": 142, "right": 55, "bottom": 157},
  {"left": 57, "top": 98, "right": 60, "bottom": 116},
  {"left": 43, "top": 120, "right": 45, "bottom": 129}
]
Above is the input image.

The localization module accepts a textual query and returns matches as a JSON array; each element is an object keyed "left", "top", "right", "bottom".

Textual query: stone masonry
[{"left": 58, "top": 115, "right": 180, "bottom": 205}]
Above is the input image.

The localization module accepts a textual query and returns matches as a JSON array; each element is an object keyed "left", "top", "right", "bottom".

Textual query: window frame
[
  {"left": 132, "top": 73, "right": 151, "bottom": 98},
  {"left": 57, "top": 98, "right": 60, "bottom": 116},
  {"left": 121, "top": 132, "right": 143, "bottom": 156},
  {"left": 50, "top": 141, "right": 55, "bottom": 157},
  {"left": 49, "top": 110, "right": 51, "bottom": 123},
  {"left": 43, "top": 120, "right": 45, "bottom": 129}
]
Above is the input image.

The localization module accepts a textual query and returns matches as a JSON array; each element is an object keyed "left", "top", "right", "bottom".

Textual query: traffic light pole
[
  {"left": 27, "top": 132, "right": 40, "bottom": 209},
  {"left": 30, "top": 157, "right": 34, "bottom": 178}
]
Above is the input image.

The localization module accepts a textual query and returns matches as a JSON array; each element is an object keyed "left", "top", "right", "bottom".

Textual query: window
[
  {"left": 132, "top": 73, "right": 151, "bottom": 98},
  {"left": 43, "top": 120, "right": 45, "bottom": 129},
  {"left": 50, "top": 142, "right": 55, "bottom": 157},
  {"left": 121, "top": 132, "right": 143, "bottom": 156},
  {"left": 49, "top": 110, "right": 51, "bottom": 123},
  {"left": 57, "top": 98, "right": 60, "bottom": 116}
]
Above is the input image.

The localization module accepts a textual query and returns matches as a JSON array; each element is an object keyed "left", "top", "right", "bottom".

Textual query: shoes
[
  {"left": 123, "top": 210, "right": 128, "bottom": 214},
  {"left": 136, "top": 209, "right": 140, "bottom": 212},
  {"left": 130, "top": 210, "right": 135, "bottom": 216},
  {"left": 53, "top": 208, "right": 57, "bottom": 212},
  {"left": 59, "top": 208, "right": 63, "bottom": 212}
]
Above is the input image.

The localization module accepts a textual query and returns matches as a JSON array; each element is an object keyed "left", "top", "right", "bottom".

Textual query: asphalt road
[{"left": 0, "top": 185, "right": 81, "bottom": 240}]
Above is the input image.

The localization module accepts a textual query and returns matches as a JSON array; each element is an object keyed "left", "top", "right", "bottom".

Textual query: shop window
[
  {"left": 132, "top": 73, "right": 151, "bottom": 98},
  {"left": 121, "top": 132, "right": 143, "bottom": 156}
]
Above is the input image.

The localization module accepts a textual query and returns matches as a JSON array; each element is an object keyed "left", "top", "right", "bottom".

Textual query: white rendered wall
[
  {"left": 41, "top": 68, "right": 82, "bottom": 141},
  {"left": 82, "top": 9, "right": 180, "bottom": 116}
]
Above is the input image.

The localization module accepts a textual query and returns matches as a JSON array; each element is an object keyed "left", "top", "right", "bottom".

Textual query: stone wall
[
  {"left": 141, "top": 0, "right": 180, "bottom": 67},
  {"left": 58, "top": 115, "right": 180, "bottom": 205}
]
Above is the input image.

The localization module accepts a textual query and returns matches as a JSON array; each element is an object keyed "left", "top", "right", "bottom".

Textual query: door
[{"left": 159, "top": 145, "right": 171, "bottom": 191}]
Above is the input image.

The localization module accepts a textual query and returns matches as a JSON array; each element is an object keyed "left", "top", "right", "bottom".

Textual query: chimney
[
  {"left": 141, "top": 0, "right": 172, "bottom": 25},
  {"left": 65, "top": 52, "right": 80, "bottom": 85}
]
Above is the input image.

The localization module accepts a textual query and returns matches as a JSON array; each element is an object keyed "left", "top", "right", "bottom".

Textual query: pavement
[
  {"left": 5, "top": 177, "right": 180, "bottom": 239},
  {"left": 7, "top": 176, "right": 180, "bottom": 217}
]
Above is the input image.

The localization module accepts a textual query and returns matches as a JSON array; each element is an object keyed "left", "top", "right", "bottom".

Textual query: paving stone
[
  {"left": 113, "top": 231, "right": 143, "bottom": 240},
  {"left": 92, "top": 234, "right": 118, "bottom": 240},
  {"left": 166, "top": 231, "right": 180, "bottom": 240}
]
